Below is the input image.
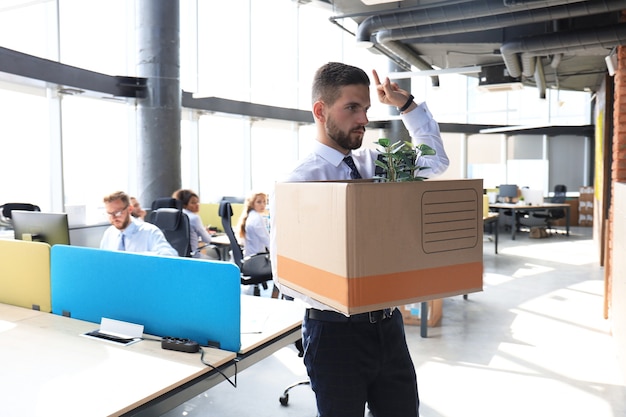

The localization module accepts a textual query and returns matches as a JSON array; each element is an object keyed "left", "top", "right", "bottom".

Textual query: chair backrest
[
  {"left": 221, "top": 196, "right": 245, "bottom": 204},
  {"left": 146, "top": 208, "right": 191, "bottom": 257},
  {"left": 553, "top": 184, "right": 567, "bottom": 203},
  {"left": 218, "top": 201, "right": 243, "bottom": 268},
  {"left": 550, "top": 184, "right": 567, "bottom": 218},
  {"left": 146, "top": 197, "right": 183, "bottom": 224},
  {"left": 150, "top": 197, "right": 182, "bottom": 211},
  {"left": 1, "top": 203, "right": 41, "bottom": 220}
]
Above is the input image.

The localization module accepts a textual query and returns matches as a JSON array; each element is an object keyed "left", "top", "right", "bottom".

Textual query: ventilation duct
[
  {"left": 356, "top": 0, "right": 591, "bottom": 47},
  {"left": 372, "top": 0, "right": 625, "bottom": 45},
  {"left": 500, "top": 23, "right": 626, "bottom": 78}
]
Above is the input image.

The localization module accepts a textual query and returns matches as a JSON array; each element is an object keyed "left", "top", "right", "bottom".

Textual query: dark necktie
[
  {"left": 118, "top": 233, "right": 126, "bottom": 251},
  {"left": 343, "top": 155, "right": 362, "bottom": 179}
]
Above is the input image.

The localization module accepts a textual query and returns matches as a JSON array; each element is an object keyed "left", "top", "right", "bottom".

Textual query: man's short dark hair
[{"left": 312, "top": 62, "right": 370, "bottom": 106}]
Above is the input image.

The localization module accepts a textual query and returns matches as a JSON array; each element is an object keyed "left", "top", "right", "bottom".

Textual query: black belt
[{"left": 306, "top": 308, "right": 393, "bottom": 324}]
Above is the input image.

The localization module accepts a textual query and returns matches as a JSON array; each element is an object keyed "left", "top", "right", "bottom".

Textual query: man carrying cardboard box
[{"left": 270, "top": 62, "right": 449, "bottom": 417}]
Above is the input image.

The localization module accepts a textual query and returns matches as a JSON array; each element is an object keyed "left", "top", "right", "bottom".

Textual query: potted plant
[{"left": 373, "top": 138, "right": 436, "bottom": 182}]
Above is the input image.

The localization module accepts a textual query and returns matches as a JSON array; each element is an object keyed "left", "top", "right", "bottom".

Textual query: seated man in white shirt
[{"left": 100, "top": 191, "right": 178, "bottom": 257}]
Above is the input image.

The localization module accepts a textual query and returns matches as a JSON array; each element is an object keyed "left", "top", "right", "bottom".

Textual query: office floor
[{"left": 163, "top": 226, "right": 626, "bottom": 417}]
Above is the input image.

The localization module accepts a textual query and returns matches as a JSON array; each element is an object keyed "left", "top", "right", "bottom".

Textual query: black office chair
[
  {"left": 0, "top": 203, "right": 41, "bottom": 226},
  {"left": 533, "top": 184, "right": 567, "bottom": 234},
  {"left": 146, "top": 207, "right": 192, "bottom": 257},
  {"left": 146, "top": 197, "right": 190, "bottom": 257},
  {"left": 148, "top": 197, "right": 182, "bottom": 213},
  {"left": 218, "top": 200, "right": 272, "bottom": 296},
  {"left": 146, "top": 197, "right": 220, "bottom": 259},
  {"left": 221, "top": 196, "right": 245, "bottom": 204}
]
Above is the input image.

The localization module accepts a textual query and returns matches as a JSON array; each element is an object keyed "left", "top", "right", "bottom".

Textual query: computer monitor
[
  {"left": 498, "top": 184, "right": 518, "bottom": 202},
  {"left": 521, "top": 188, "right": 544, "bottom": 206},
  {"left": 12, "top": 211, "right": 70, "bottom": 246}
]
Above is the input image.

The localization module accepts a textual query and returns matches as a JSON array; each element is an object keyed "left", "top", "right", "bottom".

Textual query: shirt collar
[
  {"left": 313, "top": 141, "right": 350, "bottom": 168},
  {"left": 123, "top": 217, "right": 140, "bottom": 235}
]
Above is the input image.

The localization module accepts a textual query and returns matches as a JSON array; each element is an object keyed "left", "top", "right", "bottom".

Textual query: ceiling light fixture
[
  {"left": 605, "top": 47, "right": 618, "bottom": 76},
  {"left": 387, "top": 66, "right": 482, "bottom": 79}
]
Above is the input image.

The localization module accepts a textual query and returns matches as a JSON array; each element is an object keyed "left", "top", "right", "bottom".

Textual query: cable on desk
[
  {"left": 200, "top": 346, "right": 238, "bottom": 388},
  {"left": 142, "top": 336, "right": 238, "bottom": 387}
]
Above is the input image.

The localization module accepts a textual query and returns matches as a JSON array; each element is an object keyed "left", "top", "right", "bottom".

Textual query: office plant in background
[{"left": 373, "top": 138, "right": 436, "bottom": 182}]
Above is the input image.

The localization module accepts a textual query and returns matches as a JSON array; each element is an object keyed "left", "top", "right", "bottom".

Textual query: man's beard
[
  {"left": 326, "top": 116, "right": 365, "bottom": 150},
  {"left": 115, "top": 214, "right": 131, "bottom": 230}
]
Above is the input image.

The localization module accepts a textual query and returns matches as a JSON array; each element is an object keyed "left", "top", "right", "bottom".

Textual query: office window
[
  {"left": 249, "top": 119, "right": 300, "bottom": 194},
  {"left": 61, "top": 95, "right": 130, "bottom": 215},
  {"left": 197, "top": 114, "right": 247, "bottom": 203},
  {"left": 0, "top": 86, "right": 51, "bottom": 208},
  {"left": 58, "top": 0, "right": 131, "bottom": 76},
  {"left": 250, "top": 0, "right": 298, "bottom": 108},
  {"left": 0, "top": 1, "right": 53, "bottom": 60},
  {"left": 195, "top": 0, "right": 251, "bottom": 101}
]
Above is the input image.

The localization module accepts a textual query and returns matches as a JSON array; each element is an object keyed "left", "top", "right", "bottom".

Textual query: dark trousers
[{"left": 302, "top": 308, "right": 419, "bottom": 417}]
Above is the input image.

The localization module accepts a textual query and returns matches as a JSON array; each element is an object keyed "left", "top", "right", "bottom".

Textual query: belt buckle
[
  {"left": 368, "top": 310, "right": 384, "bottom": 323},
  {"left": 368, "top": 308, "right": 393, "bottom": 323}
]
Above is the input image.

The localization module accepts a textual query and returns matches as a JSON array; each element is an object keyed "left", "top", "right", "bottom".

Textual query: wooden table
[{"left": 489, "top": 202, "right": 570, "bottom": 240}]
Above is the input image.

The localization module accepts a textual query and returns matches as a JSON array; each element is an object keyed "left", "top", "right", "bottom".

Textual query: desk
[
  {"left": 0, "top": 296, "right": 303, "bottom": 417},
  {"left": 209, "top": 233, "right": 232, "bottom": 261},
  {"left": 132, "top": 295, "right": 304, "bottom": 417},
  {"left": 489, "top": 202, "right": 570, "bottom": 240}
]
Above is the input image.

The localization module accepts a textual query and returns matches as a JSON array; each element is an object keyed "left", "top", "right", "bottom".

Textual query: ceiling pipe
[
  {"left": 550, "top": 53, "right": 563, "bottom": 69},
  {"left": 379, "top": 41, "right": 441, "bottom": 86},
  {"left": 356, "top": 0, "right": 589, "bottom": 47},
  {"left": 501, "top": 23, "right": 626, "bottom": 78},
  {"left": 374, "top": 0, "right": 625, "bottom": 45},
  {"left": 534, "top": 56, "right": 547, "bottom": 99}
]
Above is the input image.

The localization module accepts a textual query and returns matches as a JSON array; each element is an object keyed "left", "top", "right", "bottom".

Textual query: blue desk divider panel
[
  {"left": 50, "top": 245, "right": 241, "bottom": 352},
  {"left": 0, "top": 239, "right": 51, "bottom": 312}
]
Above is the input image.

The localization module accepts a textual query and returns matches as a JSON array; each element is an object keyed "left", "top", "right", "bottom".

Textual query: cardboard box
[
  {"left": 401, "top": 299, "right": 443, "bottom": 327},
  {"left": 274, "top": 179, "right": 483, "bottom": 315}
]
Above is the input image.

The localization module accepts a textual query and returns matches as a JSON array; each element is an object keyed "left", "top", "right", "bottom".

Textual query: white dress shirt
[
  {"left": 270, "top": 102, "right": 449, "bottom": 311},
  {"left": 100, "top": 217, "right": 178, "bottom": 257},
  {"left": 243, "top": 209, "right": 270, "bottom": 257},
  {"left": 183, "top": 208, "right": 212, "bottom": 255}
]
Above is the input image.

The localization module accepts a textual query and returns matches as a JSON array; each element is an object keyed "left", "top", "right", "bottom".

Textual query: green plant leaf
[
  {"left": 374, "top": 138, "right": 436, "bottom": 182},
  {"left": 375, "top": 138, "right": 390, "bottom": 147},
  {"left": 416, "top": 144, "right": 436, "bottom": 155}
]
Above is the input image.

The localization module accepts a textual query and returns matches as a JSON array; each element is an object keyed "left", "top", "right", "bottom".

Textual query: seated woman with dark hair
[{"left": 172, "top": 189, "right": 215, "bottom": 259}]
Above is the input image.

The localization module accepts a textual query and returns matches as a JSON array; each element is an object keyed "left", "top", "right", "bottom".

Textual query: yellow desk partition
[
  {"left": 0, "top": 239, "right": 51, "bottom": 312},
  {"left": 199, "top": 203, "right": 244, "bottom": 232}
]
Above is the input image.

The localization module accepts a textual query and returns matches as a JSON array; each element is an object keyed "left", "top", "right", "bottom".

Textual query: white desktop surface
[
  {"left": 0, "top": 296, "right": 304, "bottom": 417},
  {"left": 240, "top": 294, "right": 304, "bottom": 354},
  {"left": 0, "top": 303, "right": 235, "bottom": 417}
]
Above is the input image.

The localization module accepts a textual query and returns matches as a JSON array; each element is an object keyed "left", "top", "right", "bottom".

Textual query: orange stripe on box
[{"left": 277, "top": 255, "right": 483, "bottom": 308}]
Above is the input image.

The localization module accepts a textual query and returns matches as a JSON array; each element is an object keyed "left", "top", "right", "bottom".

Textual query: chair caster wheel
[{"left": 279, "top": 393, "right": 289, "bottom": 406}]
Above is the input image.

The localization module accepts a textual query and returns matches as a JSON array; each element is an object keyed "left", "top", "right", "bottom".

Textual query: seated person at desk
[
  {"left": 100, "top": 191, "right": 178, "bottom": 256},
  {"left": 237, "top": 191, "right": 270, "bottom": 257},
  {"left": 130, "top": 196, "right": 146, "bottom": 221},
  {"left": 172, "top": 189, "right": 216, "bottom": 259}
]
